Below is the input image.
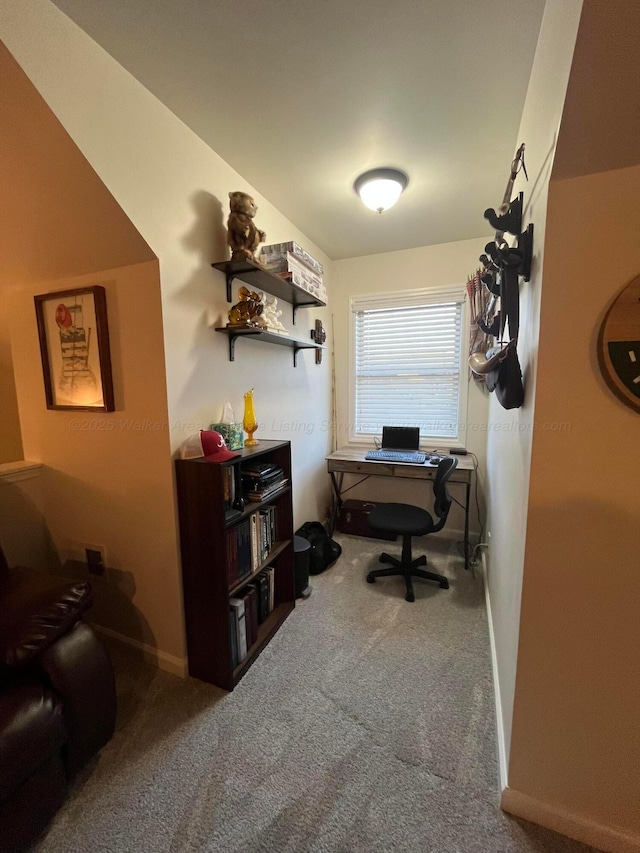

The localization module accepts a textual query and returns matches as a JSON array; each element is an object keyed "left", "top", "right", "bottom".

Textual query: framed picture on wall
[{"left": 34, "top": 285, "right": 115, "bottom": 411}]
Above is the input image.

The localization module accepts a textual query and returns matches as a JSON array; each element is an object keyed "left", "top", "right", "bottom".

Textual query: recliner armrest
[{"left": 0, "top": 574, "right": 92, "bottom": 671}]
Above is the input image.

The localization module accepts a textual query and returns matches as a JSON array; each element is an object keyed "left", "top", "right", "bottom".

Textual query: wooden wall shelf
[
  {"left": 215, "top": 326, "right": 325, "bottom": 366},
  {"left": 212, "top": 259, "right": 326, "bottom": 323}
]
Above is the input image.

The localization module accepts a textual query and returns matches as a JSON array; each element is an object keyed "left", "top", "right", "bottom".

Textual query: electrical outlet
[
  {"left": 62, "top": 540, "right": 107, "bottom": 574},
  {"left": 85, "top": 547, "right": 105, "bottom": 576}
]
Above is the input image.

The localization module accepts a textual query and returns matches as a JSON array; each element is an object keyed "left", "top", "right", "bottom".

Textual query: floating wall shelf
[
  {"left": 212, "top": 259, "right": 326, "bottom": 324},
  {"left": 215, "top": 326, "right": 325, "bottom": 367}
]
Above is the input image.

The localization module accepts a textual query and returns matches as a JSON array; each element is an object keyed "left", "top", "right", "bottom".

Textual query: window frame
[{"left": 347, "top": 285, "right": 470, "bottom": 449}]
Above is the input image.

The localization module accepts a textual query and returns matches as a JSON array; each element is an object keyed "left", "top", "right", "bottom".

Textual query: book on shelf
[
  {"left": 229, "top": 606, "right": 239, "bottom": 668},
  {"left": 222, "top": 465, "right": 234, "bottom": 508},
  {"left": 245, "top": 583, "right": 259, "bottom": 648},
  {"left": 265, "top": 566, "right": 275, "bottom": 611},
  {"left": 259, "top": 241, "right": 324, "bottom": 276},
  {"left": 259, "top": 252, "right": 323, "bottom": 288},
  {"left": 242, "top": 460, "right": 283, "bottom": 479},
  {"left": 242, "top": 468, "right": 284, "bottom": 489},
  {"left": 258, "top": 508, "right": 270, "bottom": 561},
  {"left": 250, "top": 512, "right": 259, "bottom": 572},
  {"left": 275, "top": 267, "right": 326, "bottom": 302},
  {"left": 259, "top": 252, "right": 327, "bottom": 301},
  {"left": 255, "top": 572, "right": 269, "bottom": 623},
  {"left": 227, "top": 506, "right": 278, "bottom": 590},
  {"left": 244, "top": 478, "right": 288, "bottom": 502},
  {"left": 229, "top": 597, "right": 248, "bottom": 663},
  {"left": 226, "top": 517, "right": 253, "bottom": 588},
  {"left": 223, "top": 466, "right": 243, "bottom": 523}
]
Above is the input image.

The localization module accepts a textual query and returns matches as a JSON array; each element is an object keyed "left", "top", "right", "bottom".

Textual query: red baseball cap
[{"left": 180, "top": 430, "right": 240, "bottom": 462}]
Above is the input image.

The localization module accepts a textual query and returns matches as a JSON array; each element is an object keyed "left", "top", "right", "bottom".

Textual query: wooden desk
[{"left": 326, "top": 449, "right": 475, "bottom": 571}]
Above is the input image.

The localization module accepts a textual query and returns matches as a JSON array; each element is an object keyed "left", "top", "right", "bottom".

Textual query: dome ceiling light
[{"left": 353, "top": 168, "right": 409, "bottom": 213}]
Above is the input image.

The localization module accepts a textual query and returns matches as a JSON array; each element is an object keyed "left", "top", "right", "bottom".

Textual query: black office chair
[{"left": 366, "top": 457, "right": 458, "bottom": 602}]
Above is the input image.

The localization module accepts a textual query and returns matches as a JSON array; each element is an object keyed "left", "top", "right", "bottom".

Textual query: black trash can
[{"left": 293, "top": 535, "right": 312, "bottom": 599}]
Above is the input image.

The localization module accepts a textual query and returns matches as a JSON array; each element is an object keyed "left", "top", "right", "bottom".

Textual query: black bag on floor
[{"left": 295, "top": 522, "right": 342, "bottom": 575}]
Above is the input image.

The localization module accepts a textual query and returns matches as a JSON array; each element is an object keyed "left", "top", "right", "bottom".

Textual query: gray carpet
[{"left": 36, "top": 533, "right": 598, "bottom": 852}]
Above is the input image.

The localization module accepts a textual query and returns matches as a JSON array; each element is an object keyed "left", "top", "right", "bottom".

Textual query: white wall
[
  {"left": 484, "top": 0, "right": 583, "bottom": 776},
  {"left": 0, "top": 0, "right": 334, "bottom": 671},
  {"left": 332, "top": 238, "right": 488, "bottom": 536}
]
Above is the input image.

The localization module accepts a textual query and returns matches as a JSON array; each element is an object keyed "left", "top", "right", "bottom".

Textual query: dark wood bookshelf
[{"left": 175, "top": 440, "right": 295, "bottom": 690}]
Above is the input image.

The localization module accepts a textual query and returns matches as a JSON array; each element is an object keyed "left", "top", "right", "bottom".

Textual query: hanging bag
[
  {"left": 486, "top": 265, "right": 524, "bottom": 409},
  {"left": 294, "top": 522, "right": 342, "bottom": 575}
]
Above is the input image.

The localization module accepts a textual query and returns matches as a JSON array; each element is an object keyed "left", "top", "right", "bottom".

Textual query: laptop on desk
[{"left": 364, "top": 426, "right": 426, "bottom": 464}]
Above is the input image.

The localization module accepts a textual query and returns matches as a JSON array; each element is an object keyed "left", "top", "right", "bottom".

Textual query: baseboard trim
[
  {"left": 0, "top": 460, "right": 43, "bottom": 482},
  {"left": 91, "top": 623, "right": 188, "bottom": 678},
  {"left": 482, "top": 550, "right": 509, "bottom": 792},
  {"left": 501, "top": 787, "right": 640, "bottom": 853}
]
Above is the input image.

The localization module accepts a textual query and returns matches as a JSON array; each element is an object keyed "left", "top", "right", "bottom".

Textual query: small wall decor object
[
  {"left": 598, "top": 273, "right": 640, "bottom": 413},
  {"left": 226, "top": 191, "right": 266, "bottom": 263},
  {"left": 261, "top": 293, "right": 287, "bottom": 334},
  {"left": 34, "top": 285, "right": 114, "bottom": 411},
  {"left": 243, "top": 388, "right": 259, "bottom": 446},
  {"left": 227, "top": 286, "right": 266, "bottom": 328},
  {"left": 311, "top": 319, "right": 326, "bottom": 364}
]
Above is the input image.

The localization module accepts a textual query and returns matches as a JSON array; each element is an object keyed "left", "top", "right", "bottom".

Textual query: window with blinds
[{"left": 351, "top": 286, "right": 466, "bottom": 442}]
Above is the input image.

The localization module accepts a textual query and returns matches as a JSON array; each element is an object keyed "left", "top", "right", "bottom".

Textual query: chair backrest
[{"left": 432, "top": 457, "right": 458, "bottom": 525}]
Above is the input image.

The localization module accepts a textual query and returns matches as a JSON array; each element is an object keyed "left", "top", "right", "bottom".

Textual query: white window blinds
[{"left": 352, "top": 287, "right": 465, "bottom": 441}]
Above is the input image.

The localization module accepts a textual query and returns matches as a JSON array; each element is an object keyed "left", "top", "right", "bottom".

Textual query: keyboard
[{"left": 364, "top": 449, "right": 427, "bottom": 464}]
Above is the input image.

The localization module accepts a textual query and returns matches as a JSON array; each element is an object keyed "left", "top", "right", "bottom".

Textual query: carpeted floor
[{"left": 36, "top": 533, "right": 599, "bottom": 852}]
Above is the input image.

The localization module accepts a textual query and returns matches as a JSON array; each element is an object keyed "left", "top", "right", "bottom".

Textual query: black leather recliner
[{"left": 0, "top": 543, "right": 116, "bottom": 851}]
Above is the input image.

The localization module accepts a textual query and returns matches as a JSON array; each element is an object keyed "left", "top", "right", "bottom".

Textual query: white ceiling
[{"left": 52, "top": 0, "right": 546, "bottom": 261}]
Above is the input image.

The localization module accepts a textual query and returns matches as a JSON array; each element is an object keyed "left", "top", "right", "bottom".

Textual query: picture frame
[{"left": 34, "top": 285, "right": 115, "bottom": 411}]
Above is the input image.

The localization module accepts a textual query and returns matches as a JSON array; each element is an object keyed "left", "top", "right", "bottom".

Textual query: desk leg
[
  {"left": 328, "top": 472, "right": 343, "bottom": 536},
  {"left": 464, "top": 480, "right": 474, "bottom": 576}
]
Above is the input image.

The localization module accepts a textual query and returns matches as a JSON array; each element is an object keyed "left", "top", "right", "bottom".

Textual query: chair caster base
[
  {"left": 405, "top": 590, "right": 415, "bottom": 602},
  {"left": 440, "top": 579, "right": 449, "bottom": 589},
  {"left": 366, "top": 573, "right": 375, "bottom": 584}
]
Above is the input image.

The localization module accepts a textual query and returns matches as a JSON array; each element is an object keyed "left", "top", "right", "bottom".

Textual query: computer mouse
[{"left": 428, "top": 455, "right": 442, "bottom": 464}]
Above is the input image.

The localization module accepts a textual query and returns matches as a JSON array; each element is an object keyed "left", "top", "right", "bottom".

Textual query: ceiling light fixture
[{"left": 354, "top": 168, "right": 409, "bottom": 213}]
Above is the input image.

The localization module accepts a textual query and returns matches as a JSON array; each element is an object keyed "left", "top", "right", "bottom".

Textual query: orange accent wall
[
  {"left": 510, "top": 163, "right": 640, "bottom": 838},
  {"left": 0, "top": 42, "right": 185, "bottom": 667}
]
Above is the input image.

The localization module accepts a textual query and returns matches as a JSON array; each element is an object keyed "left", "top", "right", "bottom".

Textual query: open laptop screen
[{"left": 381, "top": 426, "right": 420, "bottom": 452}]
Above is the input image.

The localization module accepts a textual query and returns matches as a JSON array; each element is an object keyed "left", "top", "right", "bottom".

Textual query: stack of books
[
  {"left": 242, "top": 461, "right": 288, "bottom": 502},
  {"left": 226, "top": 507, "right": 278, "bottom": 589},
  {"left": 258, "top": 241, "right": 327, "bottom": 303},
  {"left": 229, "top": 566, "right": 276, "bottom": 667}
]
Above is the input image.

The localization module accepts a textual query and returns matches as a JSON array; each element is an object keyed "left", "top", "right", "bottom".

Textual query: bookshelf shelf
[
  {"left": 175, "top": 440, "right": 295, "bottom": 690},
  {"left": 228, "top": 539, "right": 290, "bottom": 596},
  {"left": 232, "top": 601, "right": 295, "bottom": 681}
]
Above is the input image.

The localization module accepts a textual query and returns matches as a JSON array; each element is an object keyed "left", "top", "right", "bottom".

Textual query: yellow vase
[{"left": 243, "top": 388, "right": 259, "bottom": 446}]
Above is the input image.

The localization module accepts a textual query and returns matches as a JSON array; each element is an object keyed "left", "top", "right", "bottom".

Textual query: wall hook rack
[
  {"left": 484, "top": 192, "right": 523, "bottom": 238},
  {"left": 517, "top": 223, "right": 534, "bottom": 282}
]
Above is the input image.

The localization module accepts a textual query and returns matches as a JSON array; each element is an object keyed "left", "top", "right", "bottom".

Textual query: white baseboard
[
  {"left": 482, "top": 550, "right": 509, "bottom": 792},
  {"left": 501, "top": 787, "right": 640, "bottom": 853},
  {"left": 91, "top": 623, "right": 188, "bottom": 678}
]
